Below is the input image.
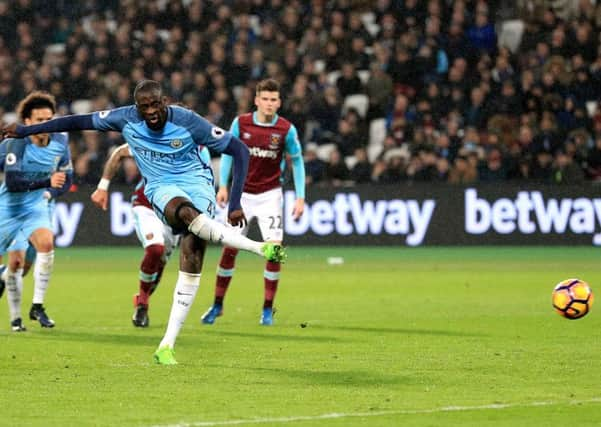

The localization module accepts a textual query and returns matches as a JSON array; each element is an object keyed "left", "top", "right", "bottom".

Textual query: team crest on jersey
[
  {"left": 99, "top": 110, "right": 110, "bottom": 118},
  {"left": 269, "top": 133, "right": 281, "bottom": 148},
  {"left": 5, "top": 153, "right": 16, "bottom": 165},
  {"left": 170, "top": 139, "right": 183, "bottom": 148},
  {"left": 242, "top": 132, "right": 251, "bottom": 139}
]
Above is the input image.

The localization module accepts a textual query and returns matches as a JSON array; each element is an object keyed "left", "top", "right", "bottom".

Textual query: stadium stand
[{"left": 1, "top": 0, "right": 601, "bottom": 186}]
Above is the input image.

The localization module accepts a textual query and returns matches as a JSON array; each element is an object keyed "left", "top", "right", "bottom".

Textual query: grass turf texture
[{"left": 1, "top": 246, "right": 600, "bottom": 427}]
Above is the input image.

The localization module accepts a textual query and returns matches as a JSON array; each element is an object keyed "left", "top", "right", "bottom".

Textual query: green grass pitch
[{"left": 1, "top": 246, "right": 600, "bottom": 427}]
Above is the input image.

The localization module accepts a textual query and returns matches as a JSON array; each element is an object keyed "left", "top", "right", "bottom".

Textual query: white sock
[
  {"left": 159, "top": 271, "right": 201, "bottom": 349},
  {"left": 188, "top": 214, "right": 264, "bottom": 256},
  {"left": 6, "top": 268, "right": 24, "bottom": 321},
  {"left": 33, "top": 251, "right": 54, "bottom": 305}
]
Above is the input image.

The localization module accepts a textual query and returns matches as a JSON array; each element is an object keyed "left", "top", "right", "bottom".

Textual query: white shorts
[
  {"left": 225, "top": 188, "right": 283, "bottom": 242},
  {"left": 132, "top": 205, "right": 179, "bottom": 257}
]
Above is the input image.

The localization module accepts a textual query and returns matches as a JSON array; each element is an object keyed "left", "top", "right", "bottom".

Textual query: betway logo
[
  {"left": 249, "top": 147, "right": 278, "bottom": 159},
  {"left": 465, "top": 189, "right": 601, "bottom": 244},
  {"left": 284, "top": 191, "right": 435, "bottom": 246}
]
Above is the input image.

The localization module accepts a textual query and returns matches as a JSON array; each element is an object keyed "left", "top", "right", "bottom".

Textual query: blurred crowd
[{"left": 2, "top": 0, "right": 601, "bottom": 187}]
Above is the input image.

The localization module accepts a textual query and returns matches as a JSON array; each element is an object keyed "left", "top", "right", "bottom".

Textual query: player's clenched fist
[
  {"left": 90, "top": 189, "right": 109, "bottom": 211},
  {"left": 50, "top": 172, "right": 66, "bottom": 188},
  {"left": 228, "top": 209, "right": 247, "bottom": 227},
  {"left": 1, "top": 123, "right": 18, "bottom": 139}
]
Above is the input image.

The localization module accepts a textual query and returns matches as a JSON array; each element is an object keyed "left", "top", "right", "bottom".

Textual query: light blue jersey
[
  {"left": 91, "top": 105, "right": 230, "bottom": 195},
  {"left": 0, "top": 133, "right": 71, "bottom": 211},
  {"left": 0, "top": 134, "right": 71, "bottom": 253}
]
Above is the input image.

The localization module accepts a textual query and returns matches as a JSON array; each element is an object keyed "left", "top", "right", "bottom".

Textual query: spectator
[
  {"left": 467, "top": 10, "right": 497, "bottom": 56},
  {"left": 336, "top": 61, "right": 363, "bottom": 99},
  {"left": 478, "top": 148, "right": 508, "bottom": 182},
  {"left": 304, "top": 145, "right": 325, "bottom": 185},
  {"left": 324, "top": 147, "right": 350, "bottom": 186},
  {"left": 0, "top": 0, "right": 600, "bottom": 188},
  {"left": 349, "top": 147, "right": 372, "bottom": 184},
  {"left": 365, "top": 61, "right": 393, "bottom": 120},
  {"left": 448, "top": 154, "right": 478, "bottom": 184},
  {"left": 550, "top": 150, "right": 585, "bottom": 184},
  {"left": 310, "top": 85, "right": 341, "bottom": 144}
]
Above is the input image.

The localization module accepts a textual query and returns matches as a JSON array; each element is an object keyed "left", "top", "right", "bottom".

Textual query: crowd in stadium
[{"left": 2, "top": 0, "right": 601, "bottom": 187}]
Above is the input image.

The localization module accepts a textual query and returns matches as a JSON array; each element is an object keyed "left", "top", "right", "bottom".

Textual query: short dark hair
[
  {"left": 256, "top": 78, "right": 280, "bottom": 94},
  {"left": 16, "top": 91, "right": 56, "bottom": 122},
  {"left": 134, "top": 79, "right": 162, "bottom": 100}
]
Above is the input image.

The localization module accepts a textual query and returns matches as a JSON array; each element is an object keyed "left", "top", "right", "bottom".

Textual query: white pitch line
[{"left": 149, "top": 397, "right": 601, "bottom": 427}]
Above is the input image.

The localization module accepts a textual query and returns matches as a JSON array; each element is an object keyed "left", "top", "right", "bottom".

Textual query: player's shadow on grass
[
  {"left": 13, "top": 330, "right": 159, "bottom": 346},
  {"left": 209, "top": 364, "right": 415, "bottom": 387},
  {"left": 311, "top": 325, "right": 487, "bottom": 337},
  {"left": 205, "top": 330, "right": 348, "bottom": 343}
]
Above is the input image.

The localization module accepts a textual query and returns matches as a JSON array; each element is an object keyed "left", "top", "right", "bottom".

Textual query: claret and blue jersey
[{"left": 221, "top": 111, "right": 305, "bottom": 197}]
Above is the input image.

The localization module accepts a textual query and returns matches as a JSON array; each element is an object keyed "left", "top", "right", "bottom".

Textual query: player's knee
[
  {"left": 36, "top": 241, "right": 54, "bottom": 253},
  {"left": 145, "top": 243, "right": 165, "bottom": 262},
  {"left": 188, "top": 213, "right": 221, "bottom": 243},
  {"left": 8, "top": 258, "right": 24, "bottom": 271},
  {"left": 172, "top": 200, "right": 200, "bottom": 226}
]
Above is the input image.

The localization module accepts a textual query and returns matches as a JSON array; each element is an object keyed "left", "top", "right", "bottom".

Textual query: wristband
[{"left": 97, "top": 178, "right": 110, "bottom": 191}]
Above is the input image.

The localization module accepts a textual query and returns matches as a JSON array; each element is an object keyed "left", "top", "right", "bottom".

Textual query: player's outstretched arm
[
  {"left": 2, "top": 114, "right": 96, "bottom": 139},
  {"left": 90, "top": 143, "right": 132, "bottom": 211}
]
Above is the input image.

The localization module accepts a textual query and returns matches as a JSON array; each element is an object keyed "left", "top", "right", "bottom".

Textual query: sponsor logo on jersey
[
  {"left": 170, "top": 139, "right": 183, "bottom": 148},
  {"left": 248, "top": 146, "right": 278, "bottom": 159}
]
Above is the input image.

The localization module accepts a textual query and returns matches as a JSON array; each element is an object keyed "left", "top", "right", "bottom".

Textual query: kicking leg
[{"left": 164, "top": 198, "right": 285, "bottom": 262}]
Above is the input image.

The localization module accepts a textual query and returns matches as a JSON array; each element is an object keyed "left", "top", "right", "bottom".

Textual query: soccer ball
[{"left": 552, "top": 279, "right": 594, "bottom": 319}]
